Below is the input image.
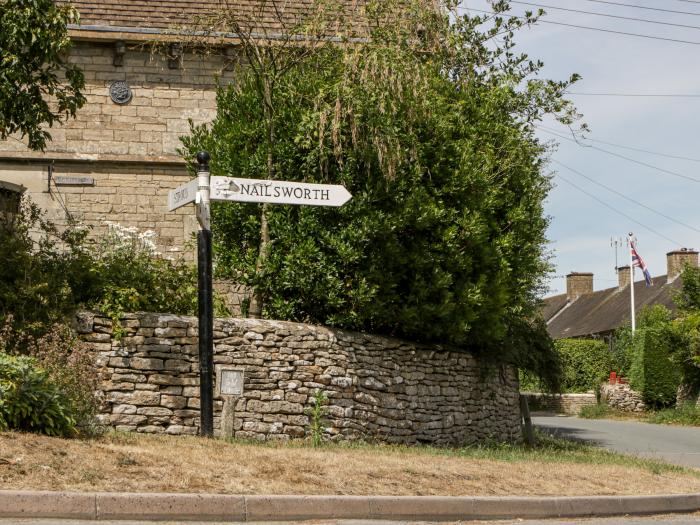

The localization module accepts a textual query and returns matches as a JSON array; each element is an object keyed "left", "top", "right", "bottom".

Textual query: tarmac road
[{"left": 534, "top": 415, "right": 700, "bottom": 468}]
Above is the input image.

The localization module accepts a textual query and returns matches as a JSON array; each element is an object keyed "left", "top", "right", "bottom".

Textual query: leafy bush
[
  {"left": 0, "top": 318, "right": 101, "bottom": 435},
  {"left": 27, "top": 324, "right": 101, "bottom": 434},
  {"left": 0, "top": 200, "right": 228, "bottom": 345},
  {"left": 0, "top": 352, "right": 76, "bottom": 436},
  {"left": 556, "top": 339, "right": 615, "bottom": 393},
  {"left": 89, "top": 223, "right": 207, "bottom": 335},
  {"left": 0, "top": 198, "right": 93, "bottom": 346},
  {"left": 612, "top": 305, "right": 674, "bottom": 379},
  {"left": 520, "top": 338, "right": 613, "bottom": 394},
  {"left": 629, "top": 327, "right": 681, "bottom": 408},
  {"left": 183, "top": 0, "right": 581, "bottom": 382}
]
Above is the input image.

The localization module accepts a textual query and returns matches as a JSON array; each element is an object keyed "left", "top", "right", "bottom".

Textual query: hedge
[
  {"left": 629, "top": 327, "right": 681, "bottom": 408},
  {"left": 520, "top": 338, "right": 615, "bottom": 393}
]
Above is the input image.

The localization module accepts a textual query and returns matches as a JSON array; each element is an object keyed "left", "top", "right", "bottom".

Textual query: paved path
[{"left": 534, "top": 416, "right": 700, "bottom": 468}]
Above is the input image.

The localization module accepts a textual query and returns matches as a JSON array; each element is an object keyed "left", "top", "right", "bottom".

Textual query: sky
[{"left": 460, "top": 0, "right": 700, "bottom": 296}]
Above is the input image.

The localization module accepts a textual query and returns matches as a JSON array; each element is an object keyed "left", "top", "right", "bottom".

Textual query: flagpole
[{"left": 629, "top": 232, "right": 636, "bottom": 334}]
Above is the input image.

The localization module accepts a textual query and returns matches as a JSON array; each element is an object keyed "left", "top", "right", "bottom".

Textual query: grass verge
[
  {"left": 0, "top": 430, "right": 698, "bottom": 496},
  {"left": 579, "top": 403, "right": 700, "bottom": 427}
]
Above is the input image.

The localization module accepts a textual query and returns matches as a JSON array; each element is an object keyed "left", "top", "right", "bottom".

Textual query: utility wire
[
  {"left": 552, "top": 159, "right": 700, "bottom": 235},
  {"left": 554, "top": 173, "right": 684, "bottom": 246},
  {"left": 565, "top": 92, "right": 700, "bottom": 98},
  {"left": 538, "top": 124, "right": 700, "bottom": 163},
  {"left": 510, "top": 1, "right": 700, "bottom": 30},
  {"left": 538, "top": 127, "right": 700, "bottom": 184},
  {"left": 576, "top": 0, "right": 700, "bottom": 16},
  {"left": 459, "top": 8, "right": 700, "bottom": 45}
]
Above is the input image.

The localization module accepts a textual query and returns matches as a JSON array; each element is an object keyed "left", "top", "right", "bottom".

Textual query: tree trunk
[
  {"left": 248, "top": 203, "right": 269, "bottom": 318},
  {"left": 248, "top": 74, "right": 275, "bottom": 319}
]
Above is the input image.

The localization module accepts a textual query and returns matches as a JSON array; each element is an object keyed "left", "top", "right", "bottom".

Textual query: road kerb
[
  {"left": 95, "top": 492, "right": 246, "bottom": 521},
  {"left": 0, "top": 490, "right": 96, "bottom": 519},
  {"left": 245, "top": 495, "right": 370, "bottom": 521},
  {"left": 0, "top": 491, "right": 698, "bottom": 521}
]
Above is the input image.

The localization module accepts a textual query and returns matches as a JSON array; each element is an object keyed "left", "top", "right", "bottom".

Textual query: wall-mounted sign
[
  {"left": 217, "top": 366, "right": 244, "bottom": 396},
  {"left": 55, "top": 176, "right": 94, "bottom": 186},
  {"left": 109, "top": 80, "right": 132, "bottom": 105}
]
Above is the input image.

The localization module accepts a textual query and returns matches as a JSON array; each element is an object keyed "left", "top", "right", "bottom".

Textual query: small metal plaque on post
[{"left": 217, "top": 366, "right": 244, "bottom": 396}]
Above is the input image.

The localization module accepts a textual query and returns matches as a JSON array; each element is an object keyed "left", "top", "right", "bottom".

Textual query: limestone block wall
[
  {"left": 76, "top": 312, "right": 522, "bottom": 444},
  {"left": 213, "top": 280, "right": 251, "bottom": 317},
  {"left": 0, "top": 41, "right": 227, "bottom": 158},
  {"left": 0, "top": 40, "right": 233, "bottom": 256}
]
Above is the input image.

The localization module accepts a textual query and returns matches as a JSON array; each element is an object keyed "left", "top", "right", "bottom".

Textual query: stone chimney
[
  {"left": 617, "top": 265, "right": 631, "bottom": 290},
  {"left": 566, "top": 272, "right": 593, "bottom": 301},
  {"left": 667, "top": 248, "right": 699, "bottom": 282}
]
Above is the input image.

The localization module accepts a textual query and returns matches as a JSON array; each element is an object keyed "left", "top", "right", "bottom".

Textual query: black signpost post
[{"left": 196, "top": 151, "right": 214, "bottom": 437}]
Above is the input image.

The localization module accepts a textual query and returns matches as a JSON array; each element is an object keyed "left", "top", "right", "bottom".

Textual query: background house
[
  {"left": 0, "top": 0, "right": 358, "bottom": 258},
  {"left": 543, "top": 249, "right": 698, "bottom": 340}
]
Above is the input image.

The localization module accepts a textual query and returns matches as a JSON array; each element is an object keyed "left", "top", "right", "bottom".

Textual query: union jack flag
[{"left": 631, "top": 243, "right": 653, "bottom": 287}]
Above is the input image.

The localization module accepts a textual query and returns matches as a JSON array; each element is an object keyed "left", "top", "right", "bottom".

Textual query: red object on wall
[{"left": 609, "top": 371, "right": 617, "bottom": 384}]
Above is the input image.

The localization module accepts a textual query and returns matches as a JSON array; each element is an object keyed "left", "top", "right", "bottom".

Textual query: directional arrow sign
[
  {"left": 168, "top": 179, "right": 199, "bottom": 211},
  {"left": 210, "top": 176, "right": 351, "bottom": 207}
]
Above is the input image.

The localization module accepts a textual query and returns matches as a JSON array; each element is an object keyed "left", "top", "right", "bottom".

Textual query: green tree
[
  {"left": 183, "top": 0, "right": 579, "bottom": 382},
  {"left": 0, "top": 0, "right": 86, "bottom": 150}
]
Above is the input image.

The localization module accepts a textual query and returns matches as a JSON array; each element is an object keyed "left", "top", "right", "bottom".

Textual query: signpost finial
[{"left": 196, "top": 151, "right": 210, "bottom": 171}]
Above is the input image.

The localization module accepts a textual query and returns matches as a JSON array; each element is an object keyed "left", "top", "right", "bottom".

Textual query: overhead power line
[
  {"left": 538, "top": 127, "right": 700, "bottom": 184},
  {"left": 554, "top": 173, "right": 683, "bottom": 246},
  {"left": 459, "top": 8, "right": 700, "bottom": 46},
  {"left": 577, "top": 0, "right": 700, "bottom": 16},
  {"left": 565, "top": 92, "right": 700, "bottom": 98},
  {"left": 552, "top": 159, "right": 700, "bottom": 235},
  {"left": 510, "top": 1, "right": 700, "bottom": 30},
  {"left": 538, "top": 125, "right": 700, "bottom": 163}
]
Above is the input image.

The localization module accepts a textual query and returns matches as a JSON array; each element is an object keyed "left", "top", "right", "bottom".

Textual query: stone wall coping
[
  {"left": 523, "top": 392, "right": 595, "bottom": 398},
  {"left": 79, "top": 310, "right": 472, "bottom": 354}
]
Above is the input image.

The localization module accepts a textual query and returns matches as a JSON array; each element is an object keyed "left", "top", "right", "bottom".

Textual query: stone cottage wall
[{"left": 76, "top": 312, "right": 522, "bottom": 444}]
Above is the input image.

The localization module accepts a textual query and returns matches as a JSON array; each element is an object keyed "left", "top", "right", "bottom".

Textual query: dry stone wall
[
  {"left": 600, "top": 383, "right": 646, "bottom": 412},
  {"left": 522, "top": 392, "right": 597, "bottom": 415},
  {"left": 76, "top": 312, "right": 522, "bottom": 444}
]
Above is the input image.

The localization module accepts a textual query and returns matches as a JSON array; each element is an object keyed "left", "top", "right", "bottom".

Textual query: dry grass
[{"left": 0, "top": 431, "right": 699, "bottom": 496}]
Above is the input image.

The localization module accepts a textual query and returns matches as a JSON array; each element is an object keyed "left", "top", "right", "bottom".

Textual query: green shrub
[
  {"left": 27, "top": 324, "right": 101, "bottom": 435},
  {"left": 0, "top": 352, "right": 76, "bottom": 437},
  {"left": 89, "top": 223, "right": 205, "bottom": 335},
  {"left": 0, "top": 200, "right": 229, "bottom": 347},
  {"left": 629, "top": 327, "right": 680, "bottom": 408},
  {"left": 519, "top": 338, "right": 613, "bottom": 394},
  {"left": 556, "top": 339, "right": 615, "bottom": 393},
  {"left": 612, "top": 305, "right": 675, "bottom": 380},
  {"left": 0, "top": 198, "right": 93, "bottom": 347}
]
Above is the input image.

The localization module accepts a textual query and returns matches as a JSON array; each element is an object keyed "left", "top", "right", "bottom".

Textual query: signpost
[
  {"left": 168, "top": 178, "right": 199, "bottom": 211},
  {"left": 211, "top": 176, "right": 352, "bottom": 207},
  {"left": 173, "top": 152, "right": 352, "bottom": 437}
]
